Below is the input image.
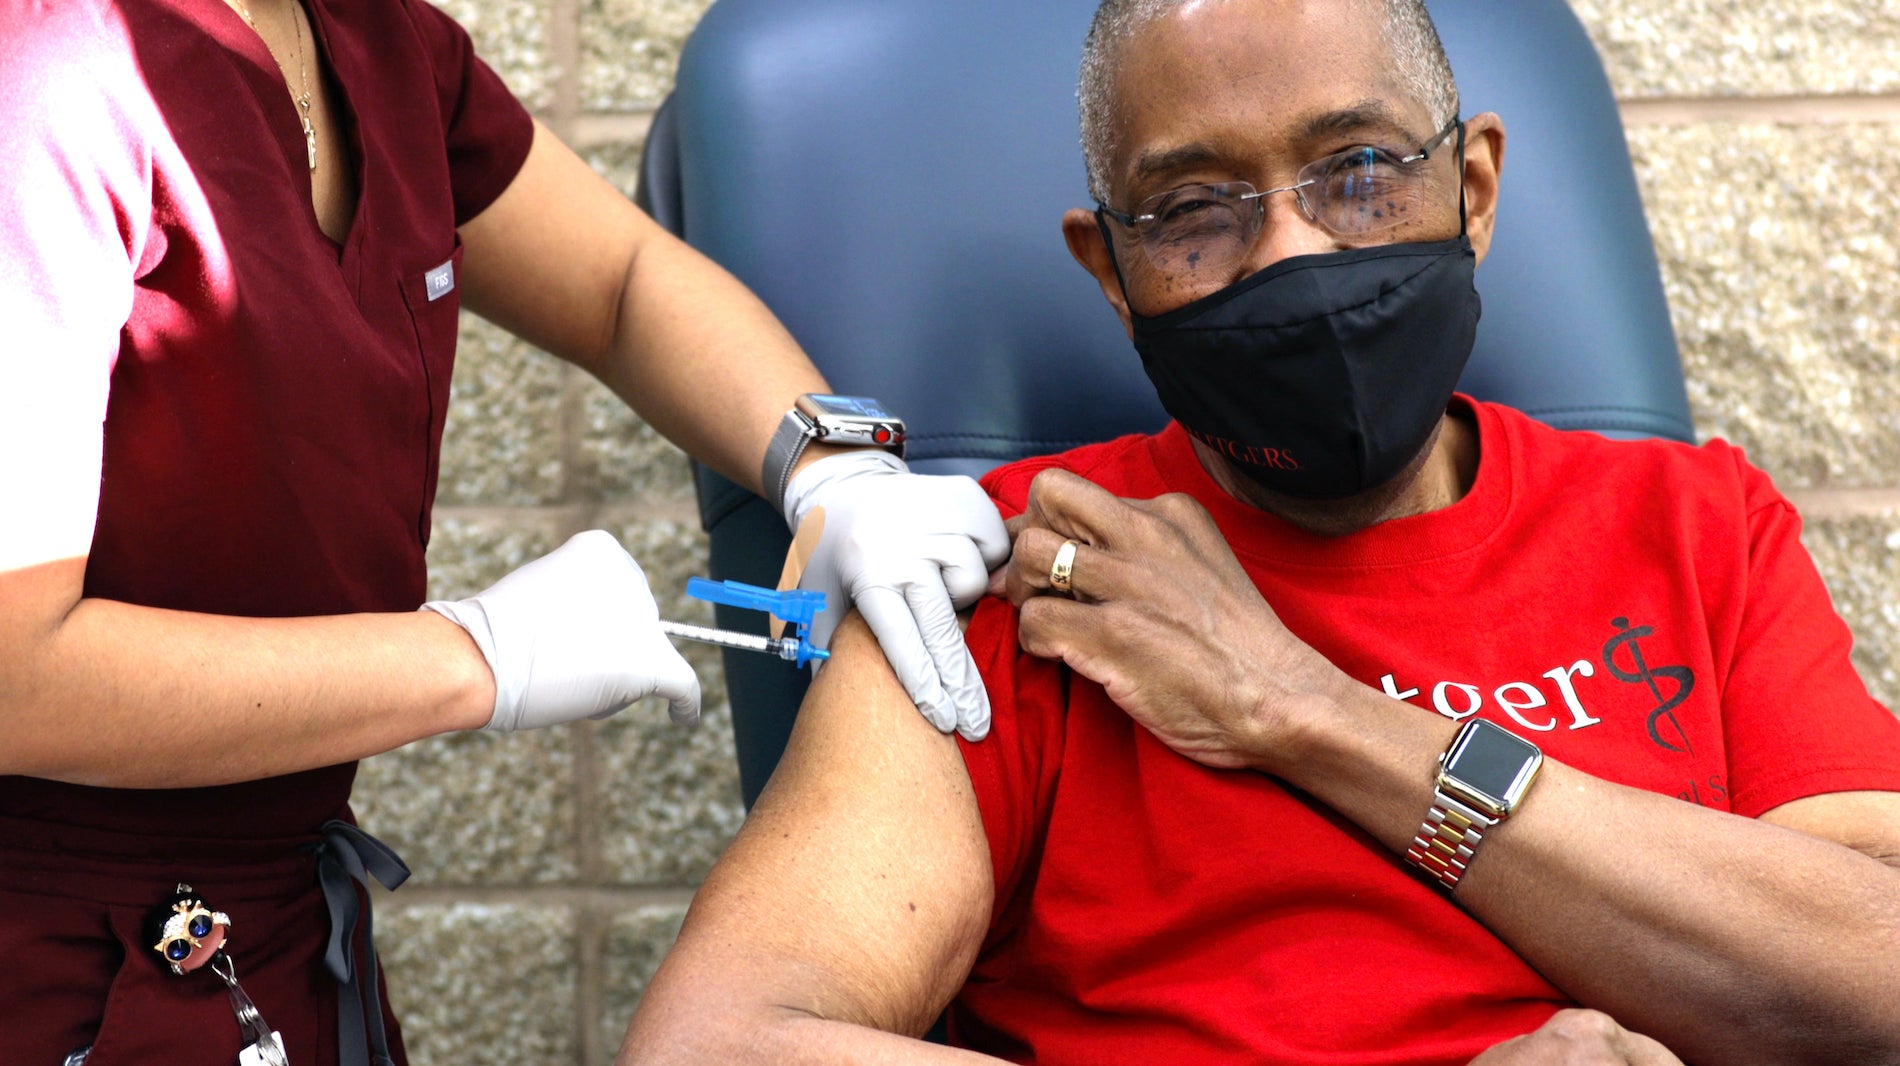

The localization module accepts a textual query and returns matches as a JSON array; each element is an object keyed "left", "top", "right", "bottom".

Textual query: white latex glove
[
  {"left": 783, "top": 450, "right": 1011, "bottom": 740},
  {"left": 421, "top": 530, "right": 701, "bottom": 731}
]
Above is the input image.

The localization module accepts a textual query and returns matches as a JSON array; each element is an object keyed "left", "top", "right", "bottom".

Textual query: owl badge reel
[
  {"left": 148, "top": 885, "right": 229, "bottom": 976},
  {"left": 145, "top": 884, "right": 290, "bottom": 1066}
]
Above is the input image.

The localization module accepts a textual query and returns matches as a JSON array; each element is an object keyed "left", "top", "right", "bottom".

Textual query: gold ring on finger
[{"left": 1049, "top": 539, "right": 1079, "bottom": 596}]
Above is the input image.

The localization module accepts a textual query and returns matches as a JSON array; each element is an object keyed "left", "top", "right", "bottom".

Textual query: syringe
[
  {"left": 658, "top": 577, "right": 832, "bottom": 668},
  {"left": 659, "top": 620, "right": 829, "bottom": 663}
]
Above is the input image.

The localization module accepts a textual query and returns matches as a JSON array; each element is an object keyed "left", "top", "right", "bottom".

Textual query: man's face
[{"left": 1065, "top": 0, "right": 1502, "bottom": 325}]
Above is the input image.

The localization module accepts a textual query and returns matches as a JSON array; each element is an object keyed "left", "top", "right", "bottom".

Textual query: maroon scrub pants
[{"left": 0, "top": 814, "right": 406, "bottom": 1066}]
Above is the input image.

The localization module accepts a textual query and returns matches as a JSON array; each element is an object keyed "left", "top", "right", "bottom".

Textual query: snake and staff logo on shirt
[
  {"left": 1378, "top": 615, "right": 1700, "bottom": 757},
  {"left": 1602, "top": 616, "right": 1697, "bottom": 754}
]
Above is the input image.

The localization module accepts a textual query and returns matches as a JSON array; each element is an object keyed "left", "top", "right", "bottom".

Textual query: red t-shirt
[
  {"left": 949, "top": 399, "right": 1900, "bottom": 1065},
  {"left": 0, "top": 0, "right": 532, "bottom": 836}
]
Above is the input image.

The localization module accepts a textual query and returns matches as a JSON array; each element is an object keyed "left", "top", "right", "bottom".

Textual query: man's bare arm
[{"left": 620, "top": 616, "right": 1004, "bottom": 1064}]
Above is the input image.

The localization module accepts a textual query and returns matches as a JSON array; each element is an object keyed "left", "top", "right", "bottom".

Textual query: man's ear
[
  {"left": 1062, "top": 208, "right": 1136, "bottom": 338},
  {"left": 1460, "top": 112, "right": 1507, "bottom": 268}
]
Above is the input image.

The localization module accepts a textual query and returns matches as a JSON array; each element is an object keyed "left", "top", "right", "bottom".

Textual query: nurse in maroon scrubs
[{"left": 0, "top": 1, "right": 1009, "bottom": 1064}]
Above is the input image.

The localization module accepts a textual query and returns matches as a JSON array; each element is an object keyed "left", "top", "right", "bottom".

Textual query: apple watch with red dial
[{"left": 760, "top": 394, "right": 907, "bottom": 512}]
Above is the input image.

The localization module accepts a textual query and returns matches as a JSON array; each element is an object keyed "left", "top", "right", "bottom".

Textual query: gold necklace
[{"left": 233, "top": 0, "right": 318, "bottom": 172}]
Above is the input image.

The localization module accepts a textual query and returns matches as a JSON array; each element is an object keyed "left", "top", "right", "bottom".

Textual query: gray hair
[{"left": 1078, "top": 0, "right": 1460, "bottom": 202}]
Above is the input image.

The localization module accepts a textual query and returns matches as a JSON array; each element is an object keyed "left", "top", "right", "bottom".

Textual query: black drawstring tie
[{"left": 313, "top": 820, "right": 410, "bottom": 1066}]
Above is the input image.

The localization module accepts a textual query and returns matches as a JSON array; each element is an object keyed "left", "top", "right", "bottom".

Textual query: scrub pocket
[{"left": 7, "top": 900, "right": 243, "bottom": 1066}]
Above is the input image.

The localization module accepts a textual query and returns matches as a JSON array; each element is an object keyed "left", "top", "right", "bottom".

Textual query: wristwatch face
[
  {"left": 799, "top": 394, "right": 897, "bottom": 421},
  {"left": 1442, "top": 719, "right": 1543, "bottom": 816},
  {"left": 795, "top": 394, "right": 906, "bottom": 449}
]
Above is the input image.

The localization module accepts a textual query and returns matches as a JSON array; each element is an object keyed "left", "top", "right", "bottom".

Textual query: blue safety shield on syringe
[{"left": 676, "top": 578, "right": 830, "bottom": 667}]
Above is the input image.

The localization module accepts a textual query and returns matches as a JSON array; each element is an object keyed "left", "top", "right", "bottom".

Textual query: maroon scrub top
[
  {"left": 0, "top": 1, "right": 532, "bottom": 1061},
  {"left": 0, "top": 0, "right": 531, "bottom": 836}
]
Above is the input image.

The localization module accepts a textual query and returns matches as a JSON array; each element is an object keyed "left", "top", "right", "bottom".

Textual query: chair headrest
[{"left": 662, "top": 0, "right": 1692, "bottom": 480}]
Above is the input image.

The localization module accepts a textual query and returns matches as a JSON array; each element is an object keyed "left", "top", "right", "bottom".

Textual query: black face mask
[{"left": 1127, "top": 236, "right": 1481, "bottom": 501}]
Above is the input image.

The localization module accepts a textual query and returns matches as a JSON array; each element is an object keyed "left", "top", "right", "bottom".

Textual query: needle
[{"left": 659, "top": 620, "right": 829, "bottom": 663}]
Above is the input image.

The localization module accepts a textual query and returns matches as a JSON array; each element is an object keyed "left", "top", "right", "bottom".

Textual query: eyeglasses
[{"left": 1097, "top": 119, "right": 1464, "bottom": 279}]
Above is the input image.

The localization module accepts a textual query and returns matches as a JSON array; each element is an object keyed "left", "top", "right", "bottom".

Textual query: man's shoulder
[
  {"left": 979, "top": 432, "right": 1167, "bottom": 518},
  {"left": 1484, "top": 400, "right": 1777, "bottom": 516}
]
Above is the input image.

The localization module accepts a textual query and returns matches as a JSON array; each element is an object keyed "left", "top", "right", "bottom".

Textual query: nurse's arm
[
  {"left": 619, "top": 615, "right": 1001, "bottom": 1064},
  {"left": 0, "top": 555, "right": 497, "bottom": 787},
  {"left": 457, "top": 119, "right": 836, "bottom": 497}
]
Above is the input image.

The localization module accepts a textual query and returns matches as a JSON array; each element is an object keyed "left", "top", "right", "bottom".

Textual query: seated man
[{"left": 622, "top": 0, "right": 1900, "bottom": 1062}]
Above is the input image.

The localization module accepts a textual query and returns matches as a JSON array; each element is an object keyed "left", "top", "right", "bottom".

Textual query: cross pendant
[{"left": 300, "top": 109, "right": 316, "bottom": 171}]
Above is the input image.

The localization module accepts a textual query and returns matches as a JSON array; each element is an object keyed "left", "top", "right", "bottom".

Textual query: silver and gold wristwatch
[
  {"left": 761, "top": 394, "right": 907, "bottom": 512},
  {"left": 1405, "top": 718, "right": 1544, "bottom": 891}
]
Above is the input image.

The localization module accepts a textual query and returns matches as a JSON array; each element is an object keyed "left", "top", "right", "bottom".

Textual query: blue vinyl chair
[{"left": 637, "top": 0, "right": 1692, "bottom": 807}]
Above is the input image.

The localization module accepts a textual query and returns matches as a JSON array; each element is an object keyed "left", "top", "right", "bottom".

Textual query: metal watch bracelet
[
  {"left": 762, "top": 408, "right": 814, "bottom": 514},
  {"left": 1406, "top": 794, "right": 1495, "bottom": 891}
]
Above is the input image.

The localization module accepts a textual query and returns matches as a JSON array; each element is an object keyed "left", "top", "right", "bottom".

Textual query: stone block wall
[
  {"left": 354, "top": 2, "right": 1900, "bottom": 1063},
  {"left": 1573, "top": 1, "right": 1900, "bottom": 706}
]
